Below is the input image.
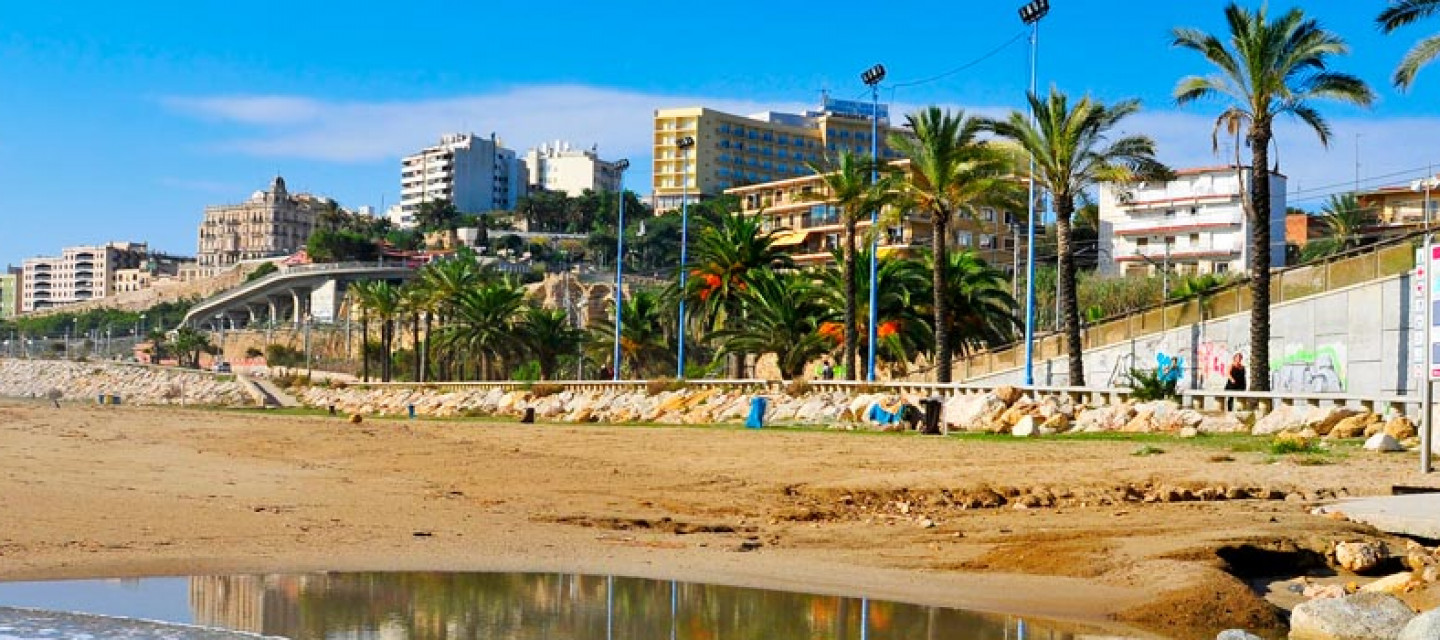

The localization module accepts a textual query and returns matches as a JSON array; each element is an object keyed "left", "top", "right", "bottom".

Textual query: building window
[{"left": 1215, "top": 262, "right": 1229, "bottom": 273}]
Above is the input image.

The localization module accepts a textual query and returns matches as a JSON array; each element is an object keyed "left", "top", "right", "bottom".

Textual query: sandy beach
[{"left": 0, "top": 399, "right": 1429, "bottom": 637}]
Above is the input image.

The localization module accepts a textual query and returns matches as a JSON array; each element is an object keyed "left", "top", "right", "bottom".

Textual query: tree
[
  {"left": 802, "top": 151, "right": 899, "bottom": 381},
  {"left": 889, "top": 107, "right": 1017, "bottom": 383},
  {"left": 307, "top": 229, "right": 379, "bottom": 263},
  {"left": 168, "top": 327, "right": 215, "bottom": 369},
  {"left": 349, "top": 280, "right": 402, "bottom": 381},
  {"left": 683, "top": 211, "right": 795, "bottom": 376},
  {"left": 588, "top": 289, "right": 674, "bottom": 378},
  {"left": 710, "top": 271, "right": 831, "bottom": 380},
  {"left": 1319, "top": 193, "right": 1370, "bottom": 253},
  {"left": 414, "top": 249, "right": 495, "bottom": 380},
  {"left": 1173, "top": 3, "right": 1374, "bottom": 391},
  {"left": 518, "top": 306, "right": 584, "bottom": 380},
  {"left": 986, "top": 89, "right": 1167, "bottom": 387},
  {"left": 434, "top": 280, "right": 525, "bottom": 380},
  {"left": 816, "top": 248, "right": 932, "bottom": 376},
  {"left": 1379, "top": 0, "right": 1440, "bottom": 89},
  {"left": 414, "top": 199, "right": 463, "bottom": 233},
  {"left": 928, "top": 250, "right": 1020, "bottom": 359}
]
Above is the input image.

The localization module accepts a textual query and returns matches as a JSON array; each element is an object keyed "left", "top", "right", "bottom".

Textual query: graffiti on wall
[{"left": 1270, "top": 344, "right": 1347, "bottom": 393}]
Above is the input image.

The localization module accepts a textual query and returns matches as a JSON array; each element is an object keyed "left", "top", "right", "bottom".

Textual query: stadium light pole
[
  {"left": 1019, "top": 0, "right": 1049, "bottom": 386},
  {"left": 861, "top": 63, "right": 886, "bottom": 382},
  {"left": 611, "top": 159, "right": 631, "bottom": 381},
  {"left": 675, "top": 136, "right": 696, "bottom": 379}
]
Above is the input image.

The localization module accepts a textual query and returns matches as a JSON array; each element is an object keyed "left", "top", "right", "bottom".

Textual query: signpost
[{"left": 1424, "top": 244, "right": 1439, "bottom": 473}]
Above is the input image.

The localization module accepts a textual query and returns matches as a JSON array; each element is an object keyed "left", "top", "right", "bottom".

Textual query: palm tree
[
  {"left": 889, "top": 107, "right": 1017, "bottom": 383},
  {"left": 682, "top": 211, "right": 795, "bottom": 377},
  {"left": 816, "top": 248, "right": 932, "bottom": 376},
  {"left": 347, "top": 281, "right": 377, "bottom": 382},
  {"left": 352, "top": 280, "right": 402, "bottom": 382},
  {"left": 1379, "top": 0, "right": 1440, "bottom": 89},
  {"left": 928, "top": 250, "right": 1020, "bottom": 359},
  {"left": 415, "top": 250, "right": 492, "bottom": 379},
  {"left": 518, "top": 306, "right": 584, "bottom": 380},
  {"left": 589, "top": 289, "right": 673, "bottom": 378},
  {"left": 399, "top": 285, "right": 431, "bottom": 381},
  {"left": 1173, "top": 3, "right": 1374, "bottom": 391},
  {"left": 801, "top": 151, "right": 899, "bottom": 380},
  {"left": 711, "top": 270, "right": 831, "bottom": 380},
  {"left": 435, "top": 280, "right": 525, "bottom": 380},
  {"left": 986, "top": 89, "right": 1167, "bottom": 387},
  {"left": 1319, "top": 193, "right": 1369, "bottom": 251}
]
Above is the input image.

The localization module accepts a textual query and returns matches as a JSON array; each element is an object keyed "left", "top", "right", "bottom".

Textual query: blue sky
[{"left": 4, "top": 1, "right": 1440, "bottom": 267}]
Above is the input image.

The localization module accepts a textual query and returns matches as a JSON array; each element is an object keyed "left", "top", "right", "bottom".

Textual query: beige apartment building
[
  {"left": 724, "top": 167, "right": 1028, "bottom": 272},
  {"left": 20, "top": 242, "right": 148, "bottom": 312},
  {"left": 197, "top": 176, "right": 324, "bottom": 272},
  {"left": 653, "top": 97, "right": 906, "bottom": 211},
  {"left": 522, "top": 141, "right": 623, "bottom": 196}
]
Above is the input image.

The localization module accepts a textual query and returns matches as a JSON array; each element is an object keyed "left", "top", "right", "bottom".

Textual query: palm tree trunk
[
  {"left": 420, "top": 313, "right": 431, "bottom": 383},
  {"left": 360, "top": 316, "right": 370, "bottom": 383},
  {"left": 1248, "top": 128, "right": 1273, "bottom": 392},
  {"left": 932, "top": 213, "right": 952, "bottom": 384},
  {"left": 411, "top": 314, "right": 421, "bottom": 382},
  {"left": 843, "top": 216, "right": 859, "bottom": 381},
  {"left": 1056, "top": 196, "right": 1085, "bottom": 387}
]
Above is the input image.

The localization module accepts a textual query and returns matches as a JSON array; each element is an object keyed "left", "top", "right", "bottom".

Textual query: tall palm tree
[
  {"left": 816, "top": 248, "right": 932, "bottom": 376},
  {"left": 889, "top": 107, "right": 1017, "bottom": 383},
  {"left": 399, "top": 285, "right": 431, "bottom": 381},
  {"left": 711, "top": 270, "right": 831, "bottom": 380},
  {"left": 1319, "top": 193, "right": 1369, "bottom": 251},
  {"left": 356, "top": 281, "right": 403, "bottom": 382},
  {"left": 1173, "top": 3, "right": 1374, "bottom": 391},
  {"left": 347, "top": 281, "right": 378, "bottom": 382},
  {"left": 415, "top": 250, "right": 492, "bottom": 379},
  {"left": 518, "top": 306, "right": 584, "bottom": 380},
  {"left": 986, "top": 89, "right": 1166, "bottom": 387},
  {"left": 801, "top": 151, "right": 899, "bottom": 380},
  {"left": 1379, "top": 0, "right": 1440, "bottom": 89},
  {"left": 435, "top": 280, "right": 525, "bottom": 380},
  {"left": 682, "top": 211, "right": 795, "bottom": 376},
  {"left": 929, "top": 250, "right": 1020, "bottom": 359}
]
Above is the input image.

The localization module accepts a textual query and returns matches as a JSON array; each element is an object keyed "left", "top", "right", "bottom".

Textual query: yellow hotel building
[
  {"left": 651, "top": 98, "right": 905, "bottom": 211},
  {"left": 724, "top": 165, "right": 1029, "bottom": 272}
]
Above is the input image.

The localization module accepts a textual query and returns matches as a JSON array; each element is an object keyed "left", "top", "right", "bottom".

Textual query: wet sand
[{"left": 0, "top": 400, "right": 1427, "bottom": 637}]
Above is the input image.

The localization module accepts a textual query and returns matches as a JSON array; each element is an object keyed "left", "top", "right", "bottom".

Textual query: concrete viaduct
[{"left": 180, "top": 262, "right": 417, "bottom": 331}]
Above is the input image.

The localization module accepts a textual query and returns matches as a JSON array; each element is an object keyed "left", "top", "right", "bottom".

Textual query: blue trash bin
[
  {"left": 745, "top": 396, "right": 768, "bottom": 429},
  {"left": 407, "top": 404, "right": 417, "bottom": 419}
]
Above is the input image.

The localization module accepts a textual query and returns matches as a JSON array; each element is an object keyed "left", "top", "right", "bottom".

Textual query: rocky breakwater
[{"left": 0, "top": 358, "right": 251, "bottom": 406}]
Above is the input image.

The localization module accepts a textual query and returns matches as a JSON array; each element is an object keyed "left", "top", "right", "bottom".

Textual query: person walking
[{"left": 1224, "top": 353, "right": 1246, "bottom": 411}]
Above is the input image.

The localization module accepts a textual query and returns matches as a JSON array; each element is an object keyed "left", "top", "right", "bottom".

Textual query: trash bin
[
  {"left": 407, "top": 404, "right": 416, "bottom": 419},
  {"left": 109, "top": 395, "right": 121, "bottom": 406},
  {"left": 521, "top": 407, "right": 536, "bottom": 424},
  {"left": 919, "top": 397, "right": 944, "bottom": 435},
  {"left": 328, "top": 405, "right": 337, "bottom": 416},
  {"left": 745, "top": 396, "right": 768, "bottom": 429},
  {"left": 97, "top": 394, "right": 107, "bottom": 405}
]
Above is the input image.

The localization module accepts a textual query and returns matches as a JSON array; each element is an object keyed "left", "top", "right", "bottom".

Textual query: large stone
[
  {"left": 1252, "top": 405, "right": 1305, "bottom": 436},
  {"left": 1386, "top": 417, "right": 1419, "bottom": 441},
  {"left": 1335, "top": 541, "right": 1390, "bottom": 574},
  {"left": 1289, "top": 592, "right": 1415, "bottom": 640},
  {"left": 1330, "top": 414, "right": 1374, "bottom": 439},
  {"left": 1361, "top": 572, "right": 1415, "bottom": 595},
  {"left": 1399, "top": 607, "right": 1440, "bottom": 640},
  {"left": 943, "top": 393, "right": 1007, "bottom": 431},
  {"left": 1364, "top": 433, "right": 1406, "bottom": 453},
  {"left": 993, "top": 385, "right": 1023, "bottom": 407},
  {"left": 1198, "top": 413, "right": 1248, "bottom": 434},
  {"left": 1215, "top": 631, "right": 1263, "bottom": 640},
  {"left": 1040, "top": 414, "right": 1070, "bottom": 434},
  {"left": 1012, "top": 415, "right": 1039, "bottom": 438},
  {"left": 1306, "top": 406, "right": 1359, "bottom": 436}
]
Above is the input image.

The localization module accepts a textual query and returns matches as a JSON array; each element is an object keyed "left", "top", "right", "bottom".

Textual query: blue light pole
[
  {"left": 611, "top": 158, "right": 631, "bottom": 381},
  {"left": 1019, "top": 0, "right": 1049, "bottom": 386},
  {"left": 861, "top": 63, "right": 886, "bottom": 382},
  {"left": 675, "top": 136, "right": 696, "bottom": 379}
]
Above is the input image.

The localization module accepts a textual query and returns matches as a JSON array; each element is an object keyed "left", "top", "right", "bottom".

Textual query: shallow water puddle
[{"left": 0, "top": 572, "right": 1081, "bottom": 639}]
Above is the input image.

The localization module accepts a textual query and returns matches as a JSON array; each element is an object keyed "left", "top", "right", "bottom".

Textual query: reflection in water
[{"left": 188, "top": 572, "right": 1077, "bottom": 639}]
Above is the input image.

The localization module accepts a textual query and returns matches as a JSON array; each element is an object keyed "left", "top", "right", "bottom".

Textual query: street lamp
[
  {"left": 861, "top": 62, "right": 885, "bottom": 382},
  {"left": 1019, "top": 0, "right": 1049, "bottom": 387},
  {"left": 675, "top": 135, "right": 696, "bottom": 378},
  {"left": 612, "top": 158, "right": 631, "bottom": 381}
]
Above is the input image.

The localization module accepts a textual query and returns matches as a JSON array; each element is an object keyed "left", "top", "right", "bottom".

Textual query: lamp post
[
  {"left": 861, "top": 63, "right": 886, "bottom": 382},
  {"left": 215, "top": 313, "right": 225, "bottom": 366},
  {"left": 611, "top": 158, "right": 631, "bottom": 381},
  {"left": 1019, "top": 0, "right": 1049, "bottom": 387},
  {"left": 675, "top": 135, "right": 696, "bottom": 378}
]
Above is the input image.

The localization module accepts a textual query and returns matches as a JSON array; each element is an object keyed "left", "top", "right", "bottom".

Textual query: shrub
[
  {"left": 528, "top": 383, "right": 564, "bottom": 399},
  {"left": 1127, "top": 368, "right": 1178, "bottom": 402},
  {"left": 647, "top": 377, "right": 687, "bottom": 396},
  {"left": 511, "top": 361, "right": 542, "bottom": 382},
  {"left": 244, "top": 347, "right": 264, "bottom": 359},
  {"left": 1269, "top": 435, "right": 1323, "bottom": 456},
  {"left": 786, "top": 378, "right": 813, "bottom": 397},
  {"left": 265, "top": 344, "right": 304, "bottom": 368}
]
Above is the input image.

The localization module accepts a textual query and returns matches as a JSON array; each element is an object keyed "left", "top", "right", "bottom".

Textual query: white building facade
[
  {"left": 1098, "top": 166, "right": 1286, "bottom": 278},
  {"left": 521, "top": 141, "right": 623, "bottom": 196},
  {"left": 20, "top": 242, "right": 148, "bottom": 312},
  {"left": 399, "top": 133, "right": 523, "bottom": 219}
]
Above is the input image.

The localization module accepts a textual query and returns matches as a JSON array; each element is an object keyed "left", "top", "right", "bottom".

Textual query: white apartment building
[
  {"left": 521, "top": 141, "right": 623, "bottom": 196},
  {"left": 1097, "top": 166, "right": 1286, "bottom": 278},
  {"left": 21, "top": 242, "right": 148, "bottom": 312},
  {"left": 400, "top": 133, "right": 524, "bottom": 218}
]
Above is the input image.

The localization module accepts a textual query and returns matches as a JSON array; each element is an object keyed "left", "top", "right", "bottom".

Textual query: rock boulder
[{"left": 1289, "top": 592, "right": 1414, "bottom": 640}]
